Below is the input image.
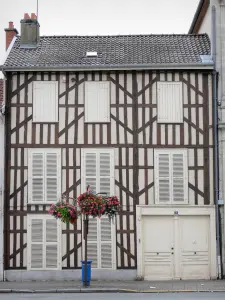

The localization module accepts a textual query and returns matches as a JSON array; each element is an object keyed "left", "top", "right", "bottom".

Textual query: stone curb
[{"left": 0, "top": 288, "right": 225, "bottom": 293}]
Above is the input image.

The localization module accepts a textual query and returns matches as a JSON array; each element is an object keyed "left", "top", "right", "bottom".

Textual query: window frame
[{"left": 154, "top": 148, "right": 188, "bottom": 205}]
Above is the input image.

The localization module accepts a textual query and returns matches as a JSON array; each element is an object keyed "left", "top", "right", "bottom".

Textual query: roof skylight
[{"left": 86, "top": 51, "right": 98, "bottom": 57}]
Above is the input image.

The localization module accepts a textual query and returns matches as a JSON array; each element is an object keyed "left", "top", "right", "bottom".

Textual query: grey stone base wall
[{"left": 4, "top": 269, "right": 137, "bottom": 282}]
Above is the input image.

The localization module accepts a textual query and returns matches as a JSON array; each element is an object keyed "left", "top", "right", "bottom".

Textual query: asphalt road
[{"left": 0, "top": 293, "right": 225, "bottom": 300}]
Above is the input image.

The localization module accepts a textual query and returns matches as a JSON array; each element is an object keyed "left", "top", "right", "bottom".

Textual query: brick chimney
[
  {"left": 4, "top": 22, "right": 18, "bottom": 51},
  {"left": 20, "top": 13, "right": 40, "bottom": 48}
]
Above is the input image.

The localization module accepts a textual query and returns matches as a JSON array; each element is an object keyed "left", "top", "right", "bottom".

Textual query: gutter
[
  {"left": 0, "top": 63, "right": 214, "bottom": 73},
  {"left": 212, "top": 5, "right": 222, "bottom": 280}
]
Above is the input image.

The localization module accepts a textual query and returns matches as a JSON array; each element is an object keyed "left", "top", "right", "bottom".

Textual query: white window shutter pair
[
  {"left": 157, "top": 82, "right": 183, "bottom": 123},
  {"left": 28, "top": 149, "right": 61, "bottom": 203},
  {"left": 33, "top": 81, "right": 58, "bottom": 123},
  {"left": 85, "top": 81, "right": 110, "bottom": 123},
  {"left": 154, "top": 149, "right": 188, "bottom": 204},
  {"left": 86, "top": 217, "right": 115, "bottom": 269},
  {"left": 27, "top": 215, "right": 61, "bottom": 270},
  {"left": 81, "top": 149, "right": 114, "bottom": 196},
  {"left": 81, "top": 148, "right": 115, "bottom": 269}
]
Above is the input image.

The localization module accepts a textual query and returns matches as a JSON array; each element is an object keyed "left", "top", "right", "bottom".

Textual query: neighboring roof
[
  {"left": 0, "top": 79, "right": 3, "bottom": 108},
  {"left": 2, "top": 34, "right": 212, "bottom": 71},
  {"left": 189, "top": 0, "right": 209, "bottom": 34}
]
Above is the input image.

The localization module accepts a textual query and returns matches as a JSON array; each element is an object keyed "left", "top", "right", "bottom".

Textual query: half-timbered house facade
[{"left": 1, "top": 13, "right": 217, "bottom": 281}]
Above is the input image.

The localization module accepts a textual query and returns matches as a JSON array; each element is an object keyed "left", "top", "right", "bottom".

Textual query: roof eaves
[{"left": 1, "top": 62, "right": 214, "bottom": 72}]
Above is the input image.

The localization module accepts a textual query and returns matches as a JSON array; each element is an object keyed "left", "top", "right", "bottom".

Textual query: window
[
  {"left": 154, "top": 149, "right": 188, "bottom": 204},
  {"left": 81, "top": 148, "right": 116, "bottom": 269},
  {"left": 157, "top": 82, "right": 183, "bottom": 123},
  {"left": 81, "top": 148, "right": 114, "bottom": 195},
  {"left": 33, "top": 81, "right": 58, "bottom": 123},
  {"left": 27, "top": 214, "right": 61, "bottom": 270},
  {"left": 85, "top": 216, "right": 116, "bottom": 269},
  {"left": 85, "top": 81, "right": 110, "bottom": 123},
  {"left": 28, "top": 149, "right": 61, "bottom": 204}
]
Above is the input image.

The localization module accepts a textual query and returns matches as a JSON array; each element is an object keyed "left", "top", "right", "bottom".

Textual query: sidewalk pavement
[{"left": 0, "top": 279, "right": 225, "bottom": 293}]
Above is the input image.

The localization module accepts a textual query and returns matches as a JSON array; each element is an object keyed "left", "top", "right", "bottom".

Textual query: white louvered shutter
[
  {"left": 46, "top": 153, "right": 60, "bottom": 202},
  {"left": 156, "top": 153, "right": 170, "bottom": 203},
  {"left": 84, "top": 152, "right": 97, "bottom": 194},
  {"left": 157, "top": 82, "right": 183, "bottom": 123},
  {"left": 29, "top": 218, "right": 44, "bottom": 269},
  {"left": 100, "top": 217, "right": 112, "bottom": 268},
  {"left": 85, "top": 82, "right": 110, "bottom": 123},
  {"left": 45, "top": 219, "right": 59, "bottom": 269},
  {"left": 87, "top": 218, "right": 98, "bottom": 268},
  {"left": 172, "top": 152, "right": 187, "bottom": 203},
  {"left": 85, "top": 82, "right": 99, "bottom": 123},
  {"left": 99, "top": 152, "right": 111, "bottom": 195},
  {"left": 29, "top": 152, "right": 44, "bottom": 203},
  {"left": 97, "top": 82, "right": 110, "bottom": 122},
  {"left": 33, "top": 81, "right": 58, "bottom": 123}
]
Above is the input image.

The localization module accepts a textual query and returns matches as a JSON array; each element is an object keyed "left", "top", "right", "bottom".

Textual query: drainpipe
[{"left": 212, "top": 5, "right": 222, "bottom": 279}]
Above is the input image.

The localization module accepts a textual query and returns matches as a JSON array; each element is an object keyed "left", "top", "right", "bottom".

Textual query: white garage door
[
  {"left": 180, "top": 216, "right": 210, "bottom": 279},
  {"left": 142, "top": 215, "right": 210, "bottom": 280},
  {"left": 142, "top": 216, "right": 174, "bottom": 280}
]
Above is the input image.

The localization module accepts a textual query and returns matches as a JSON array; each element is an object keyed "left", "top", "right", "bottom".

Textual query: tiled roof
[
  {"left": 3, "top": 34, "right": 211, "bottom": 69},
  {"left": 0, "top": 79, "right": 3, "bottom": 108}
]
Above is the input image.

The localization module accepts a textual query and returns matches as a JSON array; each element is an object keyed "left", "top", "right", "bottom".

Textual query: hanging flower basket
[
  {"left": 105, "top": 196, "right": 120, "bottom": 219},
  {"left": 48, "top": 201, "right": 78, "bottom": 224},
  {"left": 48, "top": 186, "right": 120, "bottom": 223},
  {"left": 77, "top": 192, "right": 106, "bottom": 218}
]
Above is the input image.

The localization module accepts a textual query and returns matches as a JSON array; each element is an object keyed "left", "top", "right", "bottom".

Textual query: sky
[{"left": 0, "top": 0, "right": 199, "bottom": 72}]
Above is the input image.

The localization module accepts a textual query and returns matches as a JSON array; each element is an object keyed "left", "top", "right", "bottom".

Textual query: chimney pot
[
  {"left": 31, "top": 13, "right": 37, "bottom": 19},
  {"left": 9, "top": 22, "right": 14, "bottom": 28},
  {"left": 24, "top": 13, "right": 30, "bottom": 19},
  {"left": 4, "top": 21, "right": 18, "bottom": 51}
]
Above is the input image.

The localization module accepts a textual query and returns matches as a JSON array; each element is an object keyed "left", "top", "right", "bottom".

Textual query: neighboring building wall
[
  {"left": 197, "top": 0, "right": 225, "bottom": 274},
  {"left": 0, "top": 78, "right": 4, "bottom": 281},
  {"left": 198, "top": 7, "right": 211, "bottom": 36},
  {"left": 4, "top": 70, "right": 214, "bottom": 280}
]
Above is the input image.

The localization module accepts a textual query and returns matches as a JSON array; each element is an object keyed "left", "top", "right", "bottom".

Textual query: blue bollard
[{"left": 81, "top": 260, "right": 92, "bottom": 286}]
